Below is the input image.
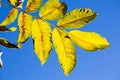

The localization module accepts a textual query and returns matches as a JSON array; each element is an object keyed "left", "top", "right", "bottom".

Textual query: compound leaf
[
  {"left": 58, "top": 8, "right": 97, "bottom": 28},
  {"left": 39, "top": 0, "right": 67, "bottom": 20},
  {"left": 32, "top": 19, "right": 52, "bottom": 65},
  {"left": 26, "top": 0, "right": 43, "bottom": 12},
  {"left": 52, "top": 27, "right": 76, "bottom": 76},
  {"left": 17, "top": 12, "right": 32, "bottom": 43},
  {"left": 69, "top": 30, "right": 110, "bottom": 51}
]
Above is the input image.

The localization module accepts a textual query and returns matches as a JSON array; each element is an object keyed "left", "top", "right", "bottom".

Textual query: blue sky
[{"left": 0, "top": 0, "right": 120, "bottom": 80}]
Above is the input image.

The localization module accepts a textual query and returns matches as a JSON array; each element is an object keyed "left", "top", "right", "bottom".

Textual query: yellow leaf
[
  {"left": 9, "top": 27, "right": 17, "bottom": 31},
  {"left": 39, "top": 0, "right": 67, "bottom": 20},
  {"left": 26, "top": 0, "right": 43, "bottom": 12},
  {"left": 17, "top": 12, "right": 32, "bottom": 43},
  {"left": 0, "top": 8, "right": 18, "bottom": 26},
  {"left": 58, "top": 8, "right": 97, "bottom": 28},
  {"left": 69, "top": 30, "right": 110, "bottom": 51},
  {"left": 52, "top": 27, "right": 76, "bottom": 76},
  {"left": 8, "top": 0, "right": 24, "bottom": 8},
  {"left": 0, "top": 38, "right": 19, "bottom": 48},
  {"left": 32, "top": 19, "right": 52, "bottom": 65}
]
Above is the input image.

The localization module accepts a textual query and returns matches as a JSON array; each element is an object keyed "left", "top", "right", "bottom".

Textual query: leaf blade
[
  {"left": 58, "top": 8, "right": 97, "bottom": 28},
  {"left": 17, "top": 12, "right": 32, "bottom": 43},
  {"left": 0, "top": 8, "right": 18, "bottom": 26},
  {"left": 69, "top": 30, "right": 110, "bottom": 51},
  {"left": 52, "top": 27, "right": 76, "bottom": 76},
  {"left": 26, "top": 0, "right": 43, "bottom": 12},
  {"left": 32, "top": 19, "right": 52, "bottom": 65},
  {"left": 39, "top": 0, "right": 67, "bottom": 20}
]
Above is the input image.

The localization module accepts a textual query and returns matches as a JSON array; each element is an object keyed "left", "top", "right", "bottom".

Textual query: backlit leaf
[
  {"left": 69, "top": 30, "right": 110, "bottom": 51},
  {"left": 39, "top": 0, "right": 67, "bottom": 20},
  {"left": 26, "top": 0, "right": 43, "bottom": 12},
  {"left": 32, "top": 19, "right": 52, "bottom": 65},
  {"left": 17, "top": 12, "right": 32, "bottom": 43},
  {"left": 58, "top": 8, "right": 97, "bottom": 28},
  {"left": 0, "top": 38, "right": 19, "bottom": 48},
  {"left": 8, "top": 0, "right": 24, "bottom": 8},
  {"left": 52, "top": 27, "right": 76, "bottom": 76},
  {"left": 0, "top": 8, "right": 18, "bottom": 26}
]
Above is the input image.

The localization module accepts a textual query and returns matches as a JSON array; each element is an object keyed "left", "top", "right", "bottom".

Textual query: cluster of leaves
[{"left": 0, "top": 0, "right": 110, "bottom": 76}]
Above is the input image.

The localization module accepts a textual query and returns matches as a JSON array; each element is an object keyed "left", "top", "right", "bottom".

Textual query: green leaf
[
  {"left": 58, "top": 8, "right": 97, "bottom": 28},
  {"left": 39, "top": 0, "right": 67, "bottom": 20}
]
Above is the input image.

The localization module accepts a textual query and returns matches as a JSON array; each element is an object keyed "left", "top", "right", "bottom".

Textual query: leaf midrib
[
  {"left": 69, "top": 32, "right": 108, "bottom": 46},
  {"left": 58, "top": 13, "right": 96, "bottom": 27},
  {"left": 40, "top": 3, "right": 62, "bottom": 18}
]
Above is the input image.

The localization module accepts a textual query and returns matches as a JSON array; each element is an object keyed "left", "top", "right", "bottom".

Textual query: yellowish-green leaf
[
  {"left": 26, "top": 0, "right": 43, "bottom": 12},
  {"left": 0, "top": 38, "right": 19, "bottom": 48},
  {"left": 58, "top": 8, "right": 97, "bottom": 28},
  {"left": 32, "top": 19, "right": 52, "bottom": 65},
  {"left": 39, "top": 0, "right": 67, "bottom": 20},
  {"left": 17, "top": 12, "right": 32, "bottom": 43},
  {"left": 8, "top": 0, "right": 24, "bottom": 8},
  {"left": 0, "top": 8, "right": 18, "bottom": 26},
  {"left": 52, "top": 27, "right": 76, "bottom": 76},
  {"left": 69, "top": 30, "right": 110, "bottom": 51}
]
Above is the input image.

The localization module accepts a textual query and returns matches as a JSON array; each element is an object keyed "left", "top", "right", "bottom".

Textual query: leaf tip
[
  {"left": 41, "top": 60, "right": 46, "bottom": 66},
  {"left": 16, "top": 43, "right": 22, "bottom": 49},
  {"left": 101, "top": 38, "right": 110, "bottom": 50},
  {"left": 103, "top": 41, "right": 110, "bottom": 49},
  {"left": 64, "top": 71, "right": 70, "bottom": 76},
  {"left": 9, "top": 27, "right": 17, "bottom": 32}
]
